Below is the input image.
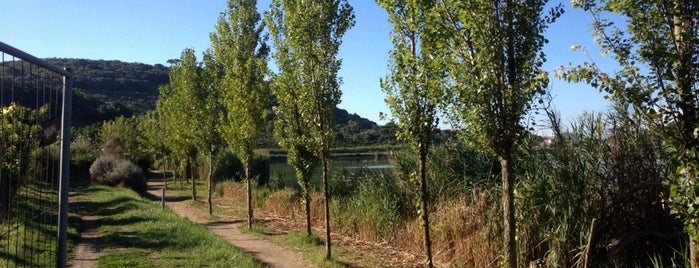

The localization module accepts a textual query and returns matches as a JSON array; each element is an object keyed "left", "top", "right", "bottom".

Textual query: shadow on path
[{"left": 145, "top": 178, "right": 315, "bottom": 268}]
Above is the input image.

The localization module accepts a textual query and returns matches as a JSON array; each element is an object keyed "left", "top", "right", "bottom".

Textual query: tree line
[{"left": 82, "top": 0, "right": 699, "bottom": 267}]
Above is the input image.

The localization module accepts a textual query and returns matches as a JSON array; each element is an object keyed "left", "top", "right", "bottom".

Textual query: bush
[
  {"left": 28, "top": 145, "right": 61, "bottom": 183},
  {"left": 213, "top": 150, "right": 270, "bottom": 186},
  {"left": 333, "top": 168, "right": 413, "bottom": 237},
  {"left": 89, "top": 155, "right": 147, "bottom": 196},
  {"left": 71, "top": 135, "right": 98, "bottom": 178},
  {"left": 213, "top": 150, "right": 244, "bottom": 181}
]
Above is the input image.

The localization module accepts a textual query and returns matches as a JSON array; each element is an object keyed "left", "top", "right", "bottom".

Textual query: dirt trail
[
  {"left": 146, "top": 179, "right": 315, "bottom": 268},
  {"left": 68, "top": 196, "right": 104, "bottom": 268}
]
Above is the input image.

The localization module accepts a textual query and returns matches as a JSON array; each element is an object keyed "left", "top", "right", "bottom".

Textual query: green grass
[
  {"left": 71, "top": 183, "right": 267, "bottom": 268},
  {"left": 241, "top": 227, "right": 368, "bottom": 268},
  {"left": 0, "top": 180, "right": 81, "bottom": 268}
]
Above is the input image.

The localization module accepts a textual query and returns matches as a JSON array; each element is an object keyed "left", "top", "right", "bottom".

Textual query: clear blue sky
[{"left": 0, "top": 0, "right": 614, "bottom": 132}]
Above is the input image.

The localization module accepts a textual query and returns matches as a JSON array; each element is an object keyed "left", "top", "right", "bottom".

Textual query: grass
[
  {"left": 165, "top": 179, "right": 376, "bottom": 267},
  {"left": 71, "top": 182, "right": 267, "bottom": 268},
  {"left": 241, "top": 227, "right": 354, "bottom": 268},
  {"left": 0, "top": 180, "right": 81, "bottom": 268}
]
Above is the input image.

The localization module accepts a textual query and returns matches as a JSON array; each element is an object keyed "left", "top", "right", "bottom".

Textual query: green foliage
[
  {"left": 211, "top": 0, "right": 270, "bottom": 166},
  {"left": 211, "top": 0, "right": 271, "bottom": 226},
  {"left": 267, "top": 2, "right": 355, "bottom": 254},
  {"left": 46, "top": 58, "right": 169, "bottom": 118},
  {"left": 377, "top": 0, "right": 446, "bottom": 152},
  {"left": 516, "top": 108, "right": 682, "bottom": 266},
  {"left": 1, "top": 103, "right": 46, "bottom": 179},
  {"left": 339, "top": 170, "right": 413, "bottom": 237},
  {"left": 213, "top": 149, "right": 270, "bottom": 185},
  {"left": 89, "top": 155, "right": 148, "bottom": 196},
  {"left": 71, "top": 134, "right": 99, "bottom": 177},
  {"left": 156, "top": 48, "right": 225, "bottom": 202},
  {"left": 559, "top": 0, "right": 699, "bottom": 262},
  {"left": 438, "top": 1, "right": 562, "bottom": 266},
  {"left": 28, "top": 145, "right": 60, "bottom": 182},
  {"left": 427, "top": 138, "right": 496, "bottom": 198},
  {"left": 99, "top": 115, "right": 152, "bottom": 170},
  {"left": 136, "top": 109, "right": 170, "bottom": 175},
  {"left": 377, "top": 1, "right": 448, "bottom": 265},
  {"left": 441, "top": 0, "right": 561, "bottom": 154}
]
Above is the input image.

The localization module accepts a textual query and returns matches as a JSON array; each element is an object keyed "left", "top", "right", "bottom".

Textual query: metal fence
[{"left": 0, "top": 41, "right": 72, "bottom": 267}]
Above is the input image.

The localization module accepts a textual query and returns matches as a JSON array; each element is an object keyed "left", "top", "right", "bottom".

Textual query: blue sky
[{"left": 0, "top": 0, "right": 614, "bottom": 132}]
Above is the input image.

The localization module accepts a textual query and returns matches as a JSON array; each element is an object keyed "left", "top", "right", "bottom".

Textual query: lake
[{"left": 269, "top": 158, "right": 393, "bottom": 189}]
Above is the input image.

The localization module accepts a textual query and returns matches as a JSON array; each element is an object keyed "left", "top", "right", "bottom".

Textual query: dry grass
[{"left": 249, "top": 185, "right": 502, "bottom": 266}]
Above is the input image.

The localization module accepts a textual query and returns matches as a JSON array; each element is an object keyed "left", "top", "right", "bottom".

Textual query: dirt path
[
  {"left": 146, "top": 179, "right": 315, "bottom": 268},
  {"left": 68, "top": 195, "right": 104, "bottom": 268}
]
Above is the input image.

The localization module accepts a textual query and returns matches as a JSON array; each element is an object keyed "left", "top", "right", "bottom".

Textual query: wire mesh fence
[{"left": 0, "top": 41, "right": 72, "bottom": 267}]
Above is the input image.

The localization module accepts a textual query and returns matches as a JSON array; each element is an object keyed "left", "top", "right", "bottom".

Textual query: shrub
[
  {"left": 71, "top": 135, "right": 98, "bottom": 178},
  {"left": 213, "top": 150, "right": 270, "bottom": 186},
  {"left": 28, "top": 145, "right": 61, "bottom": 183},
  {"left": 213, "top": 150, "right": 244, "bottom": 181},
  {"left": 89, "top": 155, "right": 147, "bottom": 196}
]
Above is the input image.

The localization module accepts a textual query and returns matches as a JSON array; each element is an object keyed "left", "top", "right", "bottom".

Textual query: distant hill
[
  {"left": 45, "top": 58, "right": 169, "bottom": 126},
  {"left": 41, "top": 58, "right": 397, "bottom": 145}
]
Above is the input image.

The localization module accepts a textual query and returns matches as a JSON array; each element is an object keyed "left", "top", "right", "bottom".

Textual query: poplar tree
[
  {"left": 211, "top": 0, "right": 270, "bottom": 228},
  {"left": 560, "top": 0, "right": 699, "bottom": 265},
  {"left": 266, "top": 0, "right": 355, "bottom": 259},
  {"left": 439, "top": 1, "right": 562, "bottom": 266},
  {"left": 158, "top": 48, "right": 224, "bottom": 206},
  {"left": 158, "top": 49, "right": 201, "bottom": 198},
  {"left": 377, "top": 0, "right": 446, "bottom": 266},
  {"left": 199, "top": 50, "right": 226, "bottom": 215}
]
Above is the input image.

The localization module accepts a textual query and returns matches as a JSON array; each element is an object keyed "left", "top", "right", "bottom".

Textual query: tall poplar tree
[
  {"left": 199, "top": 50, "right": 226, "bottom": 215},
  {"left": 376, "top": 0, "right": 446, "bottom": 266},
  {"left": 158, "top": 49, "right": 202, "bottom": 199},
  {"left": 211, "top": 0, "right": 270, "bottom": 228},
  {"left": 266, "top": 0, "right": 355, "bottom": 259},
  {"left": 560, "top": 0, "right": 699, "bottom": 265},
  {"left": 267, "top": 2, "right": 318, "bottom": 238},
  {"left": 159, "top": 48, "right": 224, "bottom": 206},
  {"left": 439, "top": 1, "right": 562, "bottom": 266}
]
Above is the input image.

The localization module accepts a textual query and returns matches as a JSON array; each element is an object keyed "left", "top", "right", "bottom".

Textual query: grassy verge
[
  {"left": 71, "top": 182, "right": 266, "bottom": 268},
  {"left": 165, "top": 180, "right": 379, "bottom": 267},
  {"left": 0, "top": 181, "right": 81, "bottom": 267}
]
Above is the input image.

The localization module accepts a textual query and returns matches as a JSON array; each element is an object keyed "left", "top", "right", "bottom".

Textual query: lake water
[{"left": 269, "top": 159, "right": 393, "bottom": 189}]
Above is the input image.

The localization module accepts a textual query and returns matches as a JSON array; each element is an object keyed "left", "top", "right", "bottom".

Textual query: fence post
[{"left": 56, "top": 70, "right": 73, "bottom": 268}]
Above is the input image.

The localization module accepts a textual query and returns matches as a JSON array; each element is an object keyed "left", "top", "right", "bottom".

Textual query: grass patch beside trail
[
  {"left": 0, "top": 181, "right": 82, "bottom": 268},
  {"left": 71, "top": 183, "right": 266, "bottom": 268}
]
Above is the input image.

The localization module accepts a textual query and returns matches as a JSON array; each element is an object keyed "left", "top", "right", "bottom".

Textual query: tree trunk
[
  {"left": 691, "top": 234, "right": 698, "bottom": 268},
  {"left": 178, "top": 159, "right": 183, "bottom": 190},
  {"left": 208, "top": 149, "right": 213, "bottom": 215},
  {"left": 303, "top": 176, "right": 312, "bottom": 236},
  {"left": 418, "top": 144, "right": 433, "bottom": 268},
  {"left": 189, "top": 158, "right": 197, "bottom": 201},
  {"left": 500, "top": 151, "right": 517, "bottom": 268},
  {"left": 322, "top": 155, "right": 332, "bottom": 260},
  {"left": 161, "top": 158, "right": 166, "bottom": 210},
  {"left": 246, "top": 151, "right": 253, "bottom": 229}
]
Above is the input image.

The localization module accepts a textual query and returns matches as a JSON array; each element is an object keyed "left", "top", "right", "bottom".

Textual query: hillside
[
  {"left": 43, "top": 58, "right": 395, "bottom": 144},
  {"left": 45, "top": 58, "right": 169, "bottom": 126}
]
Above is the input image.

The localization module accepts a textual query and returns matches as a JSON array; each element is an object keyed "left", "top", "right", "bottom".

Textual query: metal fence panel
[{"left": 0, "top": 41, "right": 72, "bottom": 268}]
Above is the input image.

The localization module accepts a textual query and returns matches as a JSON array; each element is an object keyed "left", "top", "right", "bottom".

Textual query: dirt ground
[
  {"left": 145, "top": 178, "right": 315, "bottom": 268},
  {"left": 68, "top": 194, "right": 105, "bottom": 268}
]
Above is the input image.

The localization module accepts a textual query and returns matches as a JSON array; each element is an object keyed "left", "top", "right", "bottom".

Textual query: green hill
[
  {"left": 45, "top": 58, "right": 169, "bottom": 126},
  {"left": 43, "top": 58, "right": 396, "bottom": 145}
]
